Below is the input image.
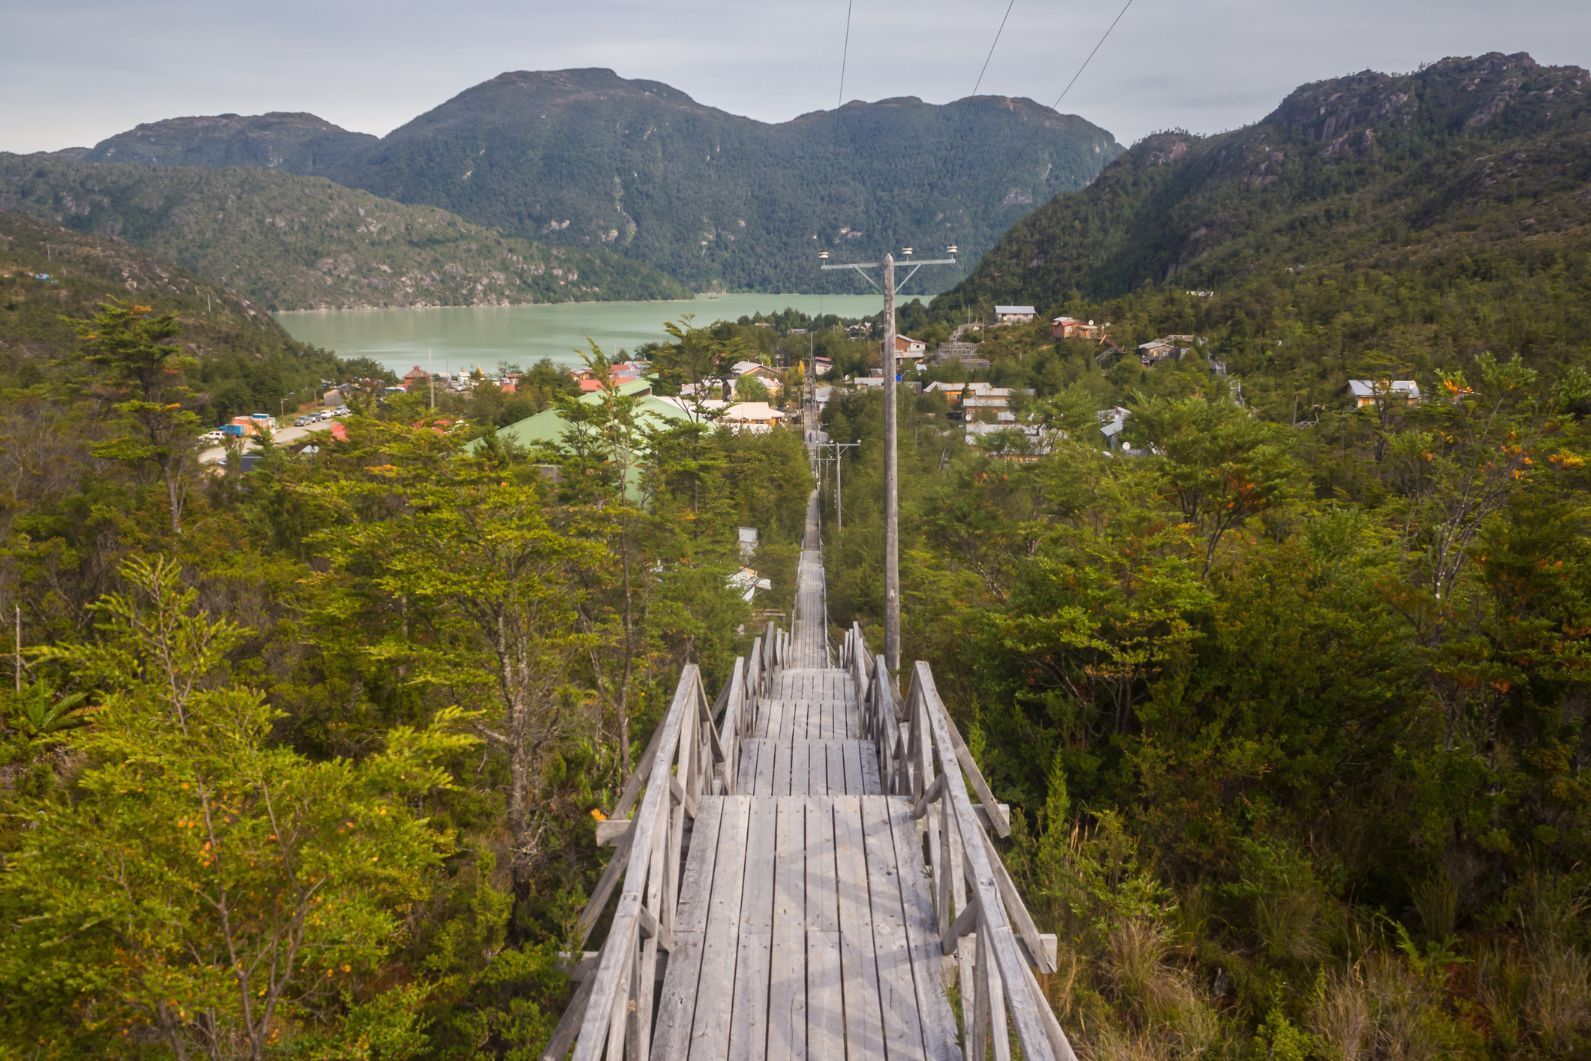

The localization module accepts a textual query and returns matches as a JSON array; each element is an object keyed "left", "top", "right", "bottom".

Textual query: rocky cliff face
[{"left": 944, "top": 52, "right": 1591, "bottom": 309}]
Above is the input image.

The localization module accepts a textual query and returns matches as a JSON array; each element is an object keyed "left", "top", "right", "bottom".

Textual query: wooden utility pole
[
  {"left": 816, "top": 440, "right": 860, "bottom": 530},
  {"left": 881, "top": 254, "right": 900, "bottom": 671},
  {"left": 820, "top": 247, "right": 957, "bottom": 674}
]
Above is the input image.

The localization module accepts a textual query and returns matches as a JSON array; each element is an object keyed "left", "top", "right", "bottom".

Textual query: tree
[
  {"left": 1127, "top": 394, "right": 1302, "bottom": 574},
  {"left": 0, "top": 556, "right": 472, "bottom": 1057},
  {"left": 74, "top": 300, "right": 201, "bottom": 535},
  {"left": 302, "top": 423, "right": 606, "bottom": 935}
]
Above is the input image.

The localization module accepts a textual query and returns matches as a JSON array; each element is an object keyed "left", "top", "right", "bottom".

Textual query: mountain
[
  {"left": 0, "top": 210, "right": 347, "bottom": 420},
  {"left": 0, "top": 155, "right": 690, "bottom": 310},
  {"left": 75, "top": 69, "right": 1124, "bottom": 292},
  {"left": 946, "top": 52, "right": 1591, "bottom": 308},
  {"left": 85, "top": 112, "right": 377, "bottom": 176}
]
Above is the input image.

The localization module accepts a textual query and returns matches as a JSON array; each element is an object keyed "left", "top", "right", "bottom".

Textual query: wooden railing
[
  {"left": 542, "top": 623, "right": 787, "bottom": 1059},
  {"left": 843, "top": 623, "right": 1077, "bottom": 1061}
]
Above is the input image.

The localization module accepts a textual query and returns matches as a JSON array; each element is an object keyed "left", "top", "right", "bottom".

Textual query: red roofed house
[
  {"left": 402, "top": 365, "right": 430, "bottom": 391},
  {"left": 1051, "top": 316, "right": 1103, "bottom": 340}
]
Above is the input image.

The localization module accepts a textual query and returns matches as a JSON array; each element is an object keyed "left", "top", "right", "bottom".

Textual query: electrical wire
[
  {"left": 970, "top": 0, "right": 1018, "bottom": 99},
  {"left": 997, "top": 0, "right": 1136, "bottom": 200},
  {"left": 838, "top": 0, "right": 855, "bottom": 109}
]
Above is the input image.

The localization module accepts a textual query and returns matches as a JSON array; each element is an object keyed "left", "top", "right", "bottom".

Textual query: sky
[{"left": 2, "top": 0, "right": 1589, "bottom": 154}]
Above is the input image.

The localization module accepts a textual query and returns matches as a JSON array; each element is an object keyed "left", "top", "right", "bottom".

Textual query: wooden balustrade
[
  {"left": 842, "top": 623, "right": 1077, "bottom": 1061},
  {"left": 544, "top": 625, "right": 787, "bottom": 1060}
]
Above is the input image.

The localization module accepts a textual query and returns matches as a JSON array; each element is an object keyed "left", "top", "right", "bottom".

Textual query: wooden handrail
[
  {"left": 842, "top": 622, "right": 1077, "bottom": 1061},
  {"left": 548, "top": 620, "right": 789, "bottom": 1060}
]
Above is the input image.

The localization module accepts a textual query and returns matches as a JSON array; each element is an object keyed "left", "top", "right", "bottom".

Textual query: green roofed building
[{"left": 480, "top": 382, "right": 696, "bottom": 499}]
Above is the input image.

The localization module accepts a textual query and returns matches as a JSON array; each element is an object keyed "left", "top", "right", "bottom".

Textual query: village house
[
  {"left": 1137, "top": 334, "right": 1199, "bottom": 366},
  {"left": 401, "top": 365, "right": 431, "bottom": 391},
  {"left": 572, "top": 360, "right": 650, "bottom": 394},
  {"left": 894, "top": 334, "right": 928, "bottom": 360},
  {"left": 930, "top": 341, "right": 991, "bottom": 372},
  {"left": 1051, "top": 316, "right": 1103, "bottom": 341},
  {"left": 927, "top": 381, "right": 1028, "bottom": 421},
  {"left": 811, "top": 355, "right": 834, "bottom": 378},
  {"left": 730, "top": 361, "right": 784, "bottom": 399},
  {"left": 720, "top": 401, "right": 785, "bottom": 434},
  {"left": 993, "top": 304, "right": 1037, "bottom": 326},
  {"left": 1348, "top": 379, "right": 1422, "bottom": 408}
]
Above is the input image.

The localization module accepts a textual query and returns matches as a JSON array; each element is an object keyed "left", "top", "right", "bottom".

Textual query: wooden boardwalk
[{"left": 553, "top": 493, "right": 1076, "bottom": 1060}]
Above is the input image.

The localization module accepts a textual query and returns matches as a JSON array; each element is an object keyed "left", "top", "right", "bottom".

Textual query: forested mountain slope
[
  {"left": 0, "top": 209, "right": 344, "bottom": 418},
  {"left": 0, "top": 154, "right": 689, "bottom": 310},
  {"left": 73, "top": 68, "right": 1123, "bottom": 292},
  {"left": 948, "top": 52, "right": 1590, "bottom": 306},
  {"left": 84, "top": 111, "right": 377, "bottom": 176}
]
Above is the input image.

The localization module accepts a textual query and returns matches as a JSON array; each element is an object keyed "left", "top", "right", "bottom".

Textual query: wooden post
[{"left": 882, "top": 254, "right": 901, "bottom": 675}]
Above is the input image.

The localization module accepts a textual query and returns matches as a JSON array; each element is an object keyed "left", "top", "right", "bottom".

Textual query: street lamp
[{"left": 279, "top": 391, "right": 295, "bottom": 420}]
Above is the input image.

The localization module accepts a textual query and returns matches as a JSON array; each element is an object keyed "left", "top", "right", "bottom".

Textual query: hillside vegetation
[
  {"left": 941, "top": 53, "right": 1591, "bottom": 411},
  {"left": 84, "top": 111, "right": 377, "bottom": 176},
  {"left": 0, "top": 155, "right": 689, "bottom": 310},
  {"left": 74, "top": 68, "right": 1123, "bottom": 293},
  {"left": 0, "top": 209, "right": 346, "bottom": 420}
]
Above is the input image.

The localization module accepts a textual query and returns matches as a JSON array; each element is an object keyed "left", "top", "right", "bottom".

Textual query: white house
[
  {"left": 721, "top": 401, "right": 785, "bottom": 433},
  {"left": 1348, "top": 380, "right": 1421, "bottom": 408},
  {"left": 993, "top": 305, "right": 1037, "bottom": 326}
]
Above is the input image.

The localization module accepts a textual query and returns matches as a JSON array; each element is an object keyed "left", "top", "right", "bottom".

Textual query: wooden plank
[
  {"left": 885, "top": 798, "right": 962, "bottom": 1059},
  {"left": 860, "top": 742, "right": 883, "bottom": 796},
  {"left": 763, "top": 698, "right": 783, "bottom": 743},
  {"left": 805, "top": 799, "right": 844, "bottom": 1060},
  {"left": 728, "top": 800, "right": 778, "bottom": 1061},
  {"left": 790, "top": 740, "right": 810, "bottom": 798},
  {"left": 651, "top": 798, "right": 726, "bottom": 1059},
  {"left": 688, "top": 796, "right": 751, "bottom": 1058},
  {"left": 754, "top": 736, "right": 777, "bottom": 798},
  {"left": 861, "top": 797, "right": 930, "bottom": 1061},
  {"left": 807, "top": 742, "right": 827, "bottom": 795},
  {"left": 767, "top": 801, "right": 807, "bottom": 1061},
  {"left": 844, "top": 741, "right": 865, "bottom": 796},
  {"left": 773, "top": 740, "right": 792, "bottom": 798},
  {"left": 826, "top": 744, "right": 846, "bottom": 799},
  {"left": 832, "top": 796, "right": 887, "bottom": 1060},
  {"left": 737, "top": 740, "right": 760, "bottom": 796}
]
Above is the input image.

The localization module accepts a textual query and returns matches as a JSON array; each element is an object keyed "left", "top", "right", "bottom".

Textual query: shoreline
[{"left": 272, "top": 292, "right": 860, "bottom": 316}]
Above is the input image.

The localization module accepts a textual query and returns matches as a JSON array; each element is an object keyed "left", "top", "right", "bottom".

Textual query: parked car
[
  {"left": 294, "top": 416, "right": 312, "bottom": 427},
  {"left": 198, "top": 430, "right": 225, "bottom": 444}
]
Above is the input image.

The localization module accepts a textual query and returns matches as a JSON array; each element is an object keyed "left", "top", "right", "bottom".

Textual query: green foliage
[
  {"left": 0, "top": 157, "right": 688, "bottom": 310},
  {"left": 0, "top": 556, "right": 474, "bottom": 1056}
]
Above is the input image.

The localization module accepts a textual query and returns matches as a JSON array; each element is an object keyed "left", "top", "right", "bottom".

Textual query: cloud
[{"left": 1, "top": 0, "right": 1587, "bottom": 152}]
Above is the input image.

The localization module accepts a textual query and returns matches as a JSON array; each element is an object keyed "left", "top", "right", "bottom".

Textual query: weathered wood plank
[
  {"left": 728, "top": 799, "right": 778, "bottom": 1061},
  {"left": 651, "top": 797, "right": 725, "bottom": 1059},
  {"left": 754, "top": 736, "right": 777, "bottom": 798},
  {"left": 832, "top": 795, "right": 887, "bottom": 1060},
  {"left": 843, "top": 741, "right": 864, "bottom": 796},
  {"left": 860, "top": 797, "right": 930, "bottom": 1061},
  {"left": 790, "top": 740, "right": 810, "bottom": 798},
  {"left": 827, "top": 744, "right": 846, "bottom": 799},
  {"left": 772, "top": 740, "right": 792, "bottom": 799},
  {"left": 767, "top": 800, "right": 807, "bottom": 1061},
  {"left": 885, "top": 797, "right": 962, "bottom": 1060},
  {"left": 805, "top": 799, "right": 844, "bottom": 1060},
  {"left": 860, "top": 741, "right": 883, "bottom": 796},
  {"left": 737, "top": 740, "right": 759, "bottom": 796},
  {"left": 688, "top": 796, "right": 751, "bottom": 1058}
]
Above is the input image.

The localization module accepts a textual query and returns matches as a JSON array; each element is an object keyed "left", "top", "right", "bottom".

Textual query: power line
[
  {"left": 969, "top": 0, "right": 1018, "bottom": 98},
  {"left": 995, "top": 0, "right": 1137, "bottom": 201},
  {"left": 837, "top": 0, "right": 855, "bottom": 108}
]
